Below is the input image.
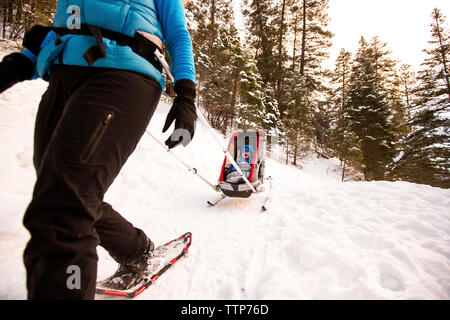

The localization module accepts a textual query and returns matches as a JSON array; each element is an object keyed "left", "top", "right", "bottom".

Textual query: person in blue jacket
[{"left": 0, "top": 0, "right": 196, "bottom": 299}]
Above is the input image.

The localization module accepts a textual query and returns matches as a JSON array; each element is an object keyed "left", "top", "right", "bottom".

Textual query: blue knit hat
[{"left": 239, "top": 145, "right": 255, "bottom": 161}]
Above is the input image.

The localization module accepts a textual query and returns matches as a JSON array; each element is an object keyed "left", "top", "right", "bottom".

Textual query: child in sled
[{"left": 226, "top": 145, "right": 255, "bottom": 184}]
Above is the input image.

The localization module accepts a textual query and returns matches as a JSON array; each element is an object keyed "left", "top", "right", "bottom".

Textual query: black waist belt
[{"left": 23, "top": 24, "right": 163, "bottom": 73}]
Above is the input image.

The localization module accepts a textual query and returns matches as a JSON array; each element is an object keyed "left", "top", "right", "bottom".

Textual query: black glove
[
  {"left": 0, "top": 53, "right": 35, "bottom": 93},
  {"left": 162, "top": 79, "right": 198, "bottom": 149}
]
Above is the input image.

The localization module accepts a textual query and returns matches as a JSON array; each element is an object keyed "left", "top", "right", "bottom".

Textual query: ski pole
[
  {"left": 154, "top": 50, "right": 257, "bottom": 193},
  {"left": 145, "top": 130, "right": 218, "bottom": 190}
]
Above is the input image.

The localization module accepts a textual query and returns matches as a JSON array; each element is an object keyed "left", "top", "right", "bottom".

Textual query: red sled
[{"left": 217, "top": 130, "right": 267, "bottom": 198}]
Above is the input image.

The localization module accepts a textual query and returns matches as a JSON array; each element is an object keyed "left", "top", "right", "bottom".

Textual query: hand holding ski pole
[{"left": 162, "top": 79, "right": 198, "bottom": 149}]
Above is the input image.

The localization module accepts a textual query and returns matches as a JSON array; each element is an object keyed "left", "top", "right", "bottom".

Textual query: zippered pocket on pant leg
[{"left": 80, "top": 111, "right": 115, "bottom": 164}]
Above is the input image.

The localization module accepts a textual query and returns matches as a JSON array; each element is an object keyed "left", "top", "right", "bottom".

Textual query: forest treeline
[{"left": 1, "top": 0, "right": 449, "bottom": 188}]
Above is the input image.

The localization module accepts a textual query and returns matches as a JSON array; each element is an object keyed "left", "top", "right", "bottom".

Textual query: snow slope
[{"left": 0, "top": 67, "right": 449, "bottom": 300}]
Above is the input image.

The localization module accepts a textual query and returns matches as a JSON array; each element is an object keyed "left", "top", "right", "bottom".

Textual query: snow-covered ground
[{"left": 0, "top": 60, "right": 449, "bottom": 300}]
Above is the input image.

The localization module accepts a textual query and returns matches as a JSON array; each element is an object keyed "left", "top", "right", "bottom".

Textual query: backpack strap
[
  {"left": 82, "top": 25, "right": 107, "bottom": 66},
  {"left": 23, "top": 24, "right": 163, "bottom": 72}
]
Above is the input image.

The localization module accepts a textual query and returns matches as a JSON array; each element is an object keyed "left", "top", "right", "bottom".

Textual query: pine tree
[
  {"left": 393, "top": 8, "right": 450, "bottom": 188},
  {"left": 284, "top": 74, "right": 314, "bottom": 165},
  {"left": 312, "top": 96, "right": 334, "bottom": 156},
  {"left": 242, "top": 0, "right": 283, "bottom": 142},
  {"left": 243, "top": 0, "right": 278, "bottom": 84},
  {"left": 187, "top": 0, "right": 242, "bottom": 133},
  {"left": 329, "top": 49, "right": 363, "bottom": 178},
  {"left": 346, "top": 36, "right": 396, "bottom": 181},
  {"left": 272, "top": 0, "right": 294, "bottom": 118},
  {"left": 235, "top": 53, "right": 265, "bottom": 131},
  {"left": 398, "top": 64, "right": 416, "bottom": 113},
  {"left": 332, "top": 49, "right": 352, "bottom": 116},
  {"left": 299, "top": 0, "right": 333, "bottom": 90},
  {"left": 426, "top": 8, "right": 450, "bottom": 99},
  {"left": 283, "top": 0, "right": 333, "bottom": 164},
  {"left": 387, "top": 66, "right": 409, "bottom": 141},
  {"left": 243, "top": 0, "right": 293, "bottom": 159}
]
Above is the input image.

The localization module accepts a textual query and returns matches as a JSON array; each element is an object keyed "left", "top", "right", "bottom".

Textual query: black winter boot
[{"left": 100, "top": 238, "right": 155, "bottom": 291}]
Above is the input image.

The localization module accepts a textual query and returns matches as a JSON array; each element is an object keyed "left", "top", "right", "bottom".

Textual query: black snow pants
[{"left": 22, "top": 65, "right": 161, "bottom": 299}]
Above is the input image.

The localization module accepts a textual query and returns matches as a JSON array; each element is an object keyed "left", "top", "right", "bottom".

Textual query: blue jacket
[
  {"left": 22, "top": 0, "right": 195, "bottom": 91},
  {"left": 229, "top": 145, "right": 255, "bottom": 175}
]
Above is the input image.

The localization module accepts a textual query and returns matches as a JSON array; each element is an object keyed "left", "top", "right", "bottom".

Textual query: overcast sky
[
  {"left": 233, "top": 0, "right": 450, "bottom": 72},
  {"left": 327, "top": 0, "right": 450, "bottom": 71}
]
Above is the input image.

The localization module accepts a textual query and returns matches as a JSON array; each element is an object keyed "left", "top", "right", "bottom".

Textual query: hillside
[{"left": 0, "top": 70, "right": 449, "bottom": 300}]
